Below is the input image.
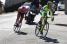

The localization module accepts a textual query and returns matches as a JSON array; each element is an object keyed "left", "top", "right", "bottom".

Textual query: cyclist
[
  {"left": 30, "top": 0, "right": 41, "bottom": 15},
  {"left": 14, "top": 0, "right": 40, "bottom": 26},
  {"left": 14, "top": 0, "right": 31, "bottom": 26},
  {"left": 26, "top": 0, "right": 42, "bottom": 24},
  {"left": 39, "top": 1, "right": 54, "bottom": 35}
]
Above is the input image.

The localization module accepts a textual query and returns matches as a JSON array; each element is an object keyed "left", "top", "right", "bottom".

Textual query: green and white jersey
[{"left": 40, "top": 5, "right": 52, "bottom": 17}]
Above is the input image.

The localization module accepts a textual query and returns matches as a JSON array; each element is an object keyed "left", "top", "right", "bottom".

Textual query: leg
[
  {"left": 19, "top": 13, "right": 24, "bottom": 23},
  {"left": 15, "top": 12, "right": 21, "bottom": 24}
]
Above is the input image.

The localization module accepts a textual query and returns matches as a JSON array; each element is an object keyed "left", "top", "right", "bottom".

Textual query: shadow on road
[
  {"left": 55, "top": 24, "right": 67, "bottom": 27},
  {"left": 17, "top": 31, "right": 27, "bottom": 35},
  {"left": 26, "top": 22, "right": 37, "bottom": 25},
  {"left": 40, "top": 37, "right": 59, "bottom": 43}
]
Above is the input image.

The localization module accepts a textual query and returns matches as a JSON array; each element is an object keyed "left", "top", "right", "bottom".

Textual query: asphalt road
[{"left": 0, "top": 11, "right": 67, "bottom": 44}]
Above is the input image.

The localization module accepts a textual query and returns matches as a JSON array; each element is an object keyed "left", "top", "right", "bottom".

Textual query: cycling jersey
[
  {"left": 40, "top": 5, "right": 48, "bottom": 17},
  {"left": 40, "top": 5, "right": 52, "bottom": 17}
]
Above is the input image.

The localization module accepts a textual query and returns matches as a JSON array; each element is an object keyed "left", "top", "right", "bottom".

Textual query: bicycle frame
[{"left": 39, "top": 13, "right": 48, "bottom": 32}]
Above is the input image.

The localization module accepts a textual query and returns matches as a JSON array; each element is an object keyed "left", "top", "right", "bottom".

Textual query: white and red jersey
[{"left": 18, "top": 2, "right": 31, "bottom": 13}]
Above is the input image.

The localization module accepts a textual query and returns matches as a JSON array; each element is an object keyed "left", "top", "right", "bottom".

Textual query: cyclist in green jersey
[
  {"left": 40, "top": 1, "right": 54, "bottom": 21},
  {"left": 39, "top": 1, "right": 54, "bottom": 35}
]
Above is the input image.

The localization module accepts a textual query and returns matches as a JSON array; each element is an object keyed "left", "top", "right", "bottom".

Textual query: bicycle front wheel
[
  {"left": 43, "top": 22, "right": 49, "bottom": 37},
  {"left": 35, "top": 22, "right": 41, "bottom": 37}
]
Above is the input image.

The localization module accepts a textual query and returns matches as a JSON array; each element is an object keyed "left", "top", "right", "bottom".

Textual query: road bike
[
  {"left": 35, "top": 10, "right": 54, "bottom": 38},
  {"left": 35, "top": 14, "right": 49, "bottom": 37}
]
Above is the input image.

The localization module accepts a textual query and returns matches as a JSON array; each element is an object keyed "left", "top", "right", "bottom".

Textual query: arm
[{"left": 49, "top": 9, "right": 54, "bottom": 21}]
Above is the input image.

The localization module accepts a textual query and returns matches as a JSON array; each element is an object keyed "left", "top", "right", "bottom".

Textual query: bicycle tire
[
  {"left": 43, "top": 22, "right": 49, "bottom": 37},
  {"left": 40, "top": 16, "right": 49, "bottom": 37},
  {"left": 35, "top": 22, "right": 41, "bottom": 37}
]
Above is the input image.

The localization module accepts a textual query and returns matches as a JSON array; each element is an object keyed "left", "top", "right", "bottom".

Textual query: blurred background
[{"left": 0, "top": 0, "right": 66, "bottom": 14}]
